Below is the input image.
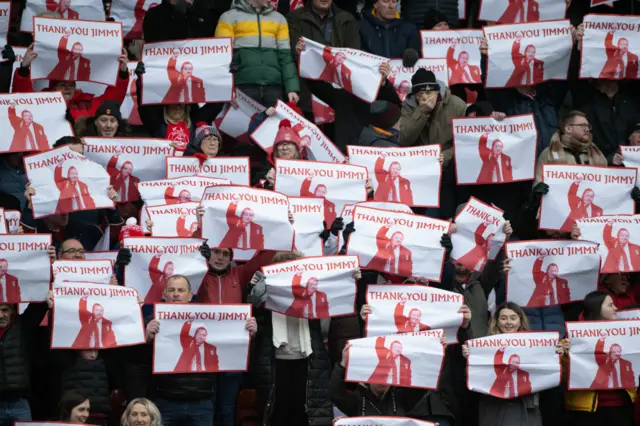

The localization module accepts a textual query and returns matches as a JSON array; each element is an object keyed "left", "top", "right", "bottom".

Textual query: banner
[
  {"left": 479, "top": 0, "right": 567, "bottom": 24},
  {"left": 262, "top": 255, "right": 358, "bottom": 319},
  {"left": 467, "top": 332, "right": 561, "bottom": 398},
  {"left": 146, "top": 202, "right": 199, "bottom": 237},
  {"left": 618, "top": 308, "right": 640, "bottom": 320},
  {"left": 365, "top": 285, "right": 463, "bottom": 342},
  {"left": 153, "top": 303, "right": 251, "bottom": 374},
  {"left": 83, "top": 137, "right": 173, "bottom": 203},
  {"left": 289, "top": 197, "right": 324, "bottom": 256},
  {"left": 421, "top": 30, "right": 483, "bottom": 86},
  {"left": 483, "top": 20, "right": 573, "bottom": 88},
  {"left": 505, "top": 240, "right": 600, "bottom": 308},
  {"left": 540, "top": 165, "right": 636, "bottom": 231},
  {"left": 566, "top": 320, "right": 640, "bottom": 390},
  {"left": 0, "top": 2, "right": 8, "bottom": 49},
  {"left": 591, "top": 0, "right": 620, "bottom": 6},
  {"left": 580, "top": 15, "right": 640, "bottom": 80},
  {"left": 122, "top": 237, "right": 208, "bottom": 303},
  {"left": 218, "top": 89, "right": 264, "bottom": 144},
  {"left": 21, "top": 0, "right": 105, "bottom": 32},
  {"left": 109, "top": 0, "right": 158, "bottom": 39},
  {"left": 621, "top": 146, "right": 640, "bottom": 186},
  {"left": 299, "top": 38, "right": 385, "bottom": 103},
  {"left": 0, "top": 209, "right": 6, "bottom": 234},
  {"left": 275, "top": 159, "right": 368, "bottom": 227},
  {"left": 51, "top": 282, "right": 145, "bottom": 349},
  {"left": 347, "top": 145, "right": 441, "bottom": 207},
  {"left": 200, "top": 186, "right": 294, "bottom": 251},
  {"left": 451, "top": 197, "right": 507, "bottom": 271},
  {"left": 576, "top": 215, "right": 640, "bottom": 273},
  {"left": 0, "top": 234, "right": 51, "bottom": 303},
  {"left": 53, "top": 259, "right": 113, "bottom": 285},
  {"left": 4, "top": 210, "right": 21, "bottom": 234},
  {"left": 311, "top": 95, "right": 335, "bottom": 124},
  {"left": 388, "top": 59, "right": 448, "bottom": 101},
  {"left": 32, "top": 18, "right": 122, "bottom": 86},
  {"left": 348, "top": 206, "right": 450, "bottom": 281},
  {"left": 141, "top": 38, "right": 233, "bottom": 105},
  {"left": 83, "top": 250, "right": 117, "bottom": 266},
  {"left": 24, "top": 146, "right": 114, "bottom": 218},
  {"left": 165, "top": 156, "right": 249, "bottom": 185},
  {"left": 452, "top": 115, "right": 537, "bottom": 184},
  {"left": 345, "top": 332, "right": 444, "bottom": 389},
  {"left": 340, "top": 202, "right": 413, "bottom": 224},
  {"left": 250, "top": 100, "right": 345, "bottom": 163},
  {"left": 335, "top": 419, "right": 436, "bottom": 426}
]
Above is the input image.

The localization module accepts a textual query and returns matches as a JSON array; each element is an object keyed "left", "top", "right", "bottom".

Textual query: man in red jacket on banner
[
  {"left": 284, "top": 272, "right": 329, "bottom": 319},
  {"left": 125, "top": 0, "right": 158, "bottom": 39},
  {"left": 8, "top": 105, "right": 50, "bottom": 152},
  {"left": 300, "top": 178, "right": 336, "bottom": 227},
  {"left": 447, "top": 41, "right": 482, "bottom": 84},
  {"left": 561, "top": 181, "right": 603, "bottom": 232},
  {"left": 174, "top": 319, "right": 219, "bottom": 373},
  {"left": 368, "top": 337, "right": 412, "bottom": 386},
  {"left": 373, "top": 154, "right": 413, "bottom": 205},
  {"left": 477, "top": 132, "right": 513, "bottom": 184},
  {"left": 47, "top": 32, "right": 91, "bottom": 82},
  {"left": 602, "top": 222, "right": 640, "bottom": 272},
  {"left": 162, "top": 54, "right": 206, "bottom": 104},
  {"left": 394, "top": 297, "right": 430, "bottom": 333},
  {"left": 73, "top": 295, "right": 116, "bottom": 348},
  {"left": 107, "top": 149, "right": 141, "bottom": 203},
  {"left": 600, "top": 32, "right": 639, "bottom": 80},
  {"left": 591, "top": 337, "right": 636, "bottom": 389},
  {"left": 490, "top": 347, "right": 531, "bottom": 398},
  {"left": 506, "top": 38, "right": 544, "bottom": 87},
  {"left": 219, "top": 201, "right": 264, "bottom": 250},
  {"left": 147, "top": 254, "right": 174, "bottom": 303},
  {"left": 528, "top": 256, "right": 571, "bottom": 306},
  {"left": 54, "top": 162, "right": 97, "bottom": 214},
  {"left": 364, "top": 226, "right": 413, "bottom": 277},
  {"left": 176, "top": 214, "right": 199, "bottom": 237},
  {"left": 46, "top": 0, "right": 79, "bottom": 19},
  {"left": 319, "top": 46, "right": 353, "bottom": 93},
  {"left": 164, "top": 183, "right": 192, "bottom": 204},
  {"left": 456, "top": 222, "right": 494, "bottom": 272},
  {"left": 498, "top": 0, "right": 539, "bottom": 23},
  {"left": 0, "top": 259, "right": 21, "bottom": 303}
]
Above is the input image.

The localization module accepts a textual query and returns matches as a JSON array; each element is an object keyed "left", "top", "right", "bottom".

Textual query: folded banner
[
  {"left": 618, "top": 308, "right": 640, "bottom": 319},
  {"left": 388, "top": 59, "right": 448, "bottom": 101},
  {"left": 165, "top": 156, "right": 250, "bottom": 185},
  {"left": 621, "top": 146, "right": 640, "bottom": 185},
  {"left": 566, "top": 320, "right": 640, "bottom": 390},
  {"left": 250, "top": 100, "right": 345, "bottom": 163},
  {"left": 345, "top": 332, "right": 444, "bottom": 389},
  {"left": 347, "top": 146, "right": 441, "bottom": 207},
  {"left": 289, "top": 197, "right": 324, "bottom": 257},
  {"left": 467, "top": 332, "right": 561, "bottom": 398},
  {"left": 479, "top": 0, "right": 566, "bottom": 24},
  {"left": 452, "top": 114, "right": 537, "bottom": 184},
  {"left": 311, "top": 95, "right": 335, "bottom": 125},
  {"left": 576, "top": 215, "right": 640, "bottom": 273},
  {"left": 141, "top": 38, "right": 233, "bottom": 105},
  {"left": 505, "top": 240, "right": 599, "bottom": 308},
  {"left": 84, "top": 138, "right": 173, "bottom": 203},
  {"left": 153, "top": 303, "right": 251, "bottom": 374},
  {"left": 0, "top": 234, "right": 51, "bottom": 303},
  {"left": 110, "top": 0, "right": 158, "bottom": 39},
  {"left": 201, "top": 185, "right": 294, "bottom": 251},
  {"left": 262, "top": 255, "right": 357, "bottom": 319},
  {"left": 0, "top": 2, "right": 9, "bottom": 48},
  {"left": 365, "top": 285, "right": 463, "bottom": 342},
  {"left": 580, "top": 15, "right": 640, "bottom": 80},
  {"left": 146, "top": 202, "right": 199, "bottom": 237},
  {"left": 540, "top": 165, "right": 636, "bottom": 231},
  {"left": 4, "top": 210, "right": 21, "bottom": 234},
  {"left": 275, "top": 159, "right": 367, "bottom": 227},
  {"left": 299, "top": 38, "right": 385, "bottom": 103},
  {"left": 483, "top": 21, "right": 573, "bottom": 88},
  {"left": 21, "top": 0, "right": 105, "bottom": 32},
  {"left": 122, "top": 237, "right": 208, "bottom": 303},
  {"left": 218, "top": 89, "right": 265, "bottom": 144},
  {"left": 420, "top": 29, "right": 483, "bottom": 86},
  {"left": 0, "top": 92, "right": 73, "bottom": 154},
  {"left": 335, "top": 418, "right": 436, "bottom": 426},
  {"left": 348, "top": 206, "right": 450, "bottom": 281},
  {"left": 451, "top": 197, "right": 507, "bottom": 272},
  {"left": 32, "top": 18, "right": 122, "bottom": 86},
  {"left": 83, "top": 250, "right": 117, "bottom": 266},
  {"left": 340, "top": 201, "right": 413, "bottom": 224},
  {"left": 24, "top": 146, "right": 114, "bottom": 218},
  {"left": 53, "top": 260, "right": 113, "bottom": 285}
]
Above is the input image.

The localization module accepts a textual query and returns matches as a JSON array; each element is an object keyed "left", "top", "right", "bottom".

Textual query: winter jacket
[
  {"left": 358, "top": 9, "right": 421, "bottom": 59},
  {"left": 358, "top": 126, "right": 401, "bottom": 146},
  {"left": 478, "top": 393, "right": 543, "bottom": 426},
  {"left": 216, "top": 0, "right": 299, "bottom": 94},
  {"left": 401, "top": 0, "right": 460, "bottom": 28},
  {"left": 523, "top": 307, "right": 566, "bottom": 338},
  {"left": 0, "top": 157, "right": 28, "bottom": 210},
  {"left": 143, "top": 0, "right": 217, "bottom": 43}
]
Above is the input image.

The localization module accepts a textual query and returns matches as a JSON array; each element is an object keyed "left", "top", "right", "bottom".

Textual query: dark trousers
[
  {"left": 236, "top": 84, "right": 284, "bottom": 108},
  {"left": 271, "top": 358, "right": 308, "bottom": 426},
  {"left": 215, "top": 372, "right": 242, "bottom": 426},
  {"left": 156, "top": 397, "right": 213, "bottom": 426},
  {"left": 0, "top": 398, "right": 31, "bottom": 426},
  {"left": 568, "top": 403, "right": 634, "bottom": 426}
]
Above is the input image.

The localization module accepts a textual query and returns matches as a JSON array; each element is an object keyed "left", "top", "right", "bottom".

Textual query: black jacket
[
  {"left": 358, "top": 9, "right": 421, "bottom": 59},
  {"left": 401, "top": 0, "right": 460, "bottom": 28},
  {"left": 143, "top": 0, "right": 217, "bottom": 43},
  {"left": 358, "top": 126, "right": 401, "bottom": 147}
]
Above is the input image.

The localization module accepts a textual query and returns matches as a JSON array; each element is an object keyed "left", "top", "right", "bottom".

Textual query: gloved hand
[
  {"left": 330, "top": 217, "right": 344, "bottom": 236},
  {"left": 199, "top": 242, "right": 211, "bottom": 261},
  {"left": 65, "top": 108, "right": 74, "bottom": 124},
  {"left": 528, "top": 182, "right": 549, "bottom": 208},
  {"left": 319, "top": 221, "right": 330, "bottom": 242},
  {"left": 115, "top": 248, "right": 132, "bottom": 267},
  {"left": 632, "top": 187, "right": 640, "bottom": 202},
  {"left": 341, "top": 222, "right": 356, "bottom": 250},
  {"left": 135, "top": 61, "right": 146, "bottom": 77},
  {"left": 1, "top": 45, "right": 15, "bottom": 63},
  {"left": 440, "top": 233, "right": 453, "bottom": 261}
]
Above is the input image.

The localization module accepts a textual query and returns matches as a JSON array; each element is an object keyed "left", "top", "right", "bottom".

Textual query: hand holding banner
[
  {"left": 420, "top": 29, "right": 483, "bottom": 86},
  {"left": 576, "top": 215, "right": 640, "bottom": 273},
  {"left": 0, "top": 234, "right": 51, "bottom": 303},
  {"left": 53, "top": 260, "right": 113, "bottom": 285},
  {"left": 388, "top": 59, "right": 448, "bottom": 101},
  {"left": 289, "top": 197, "right": 324, "bottom": 257},
  {"left": 165, "top": 156, "right": 249, "bottom": 184},
  {"left": 146, "top": 202, "right": 199, "bottom": 237}
]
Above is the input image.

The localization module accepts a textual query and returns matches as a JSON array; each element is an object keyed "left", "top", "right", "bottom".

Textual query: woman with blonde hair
[{"left": 120, "top": 398, "right": 162, "bottom": 426}]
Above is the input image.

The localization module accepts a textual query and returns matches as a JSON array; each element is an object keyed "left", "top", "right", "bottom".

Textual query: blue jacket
[
  {"left": 523, "top": 307, "right": 566, "bottom": 338},
  {"left": 359, "top": 9, "right": 420, "bottom": 59}
]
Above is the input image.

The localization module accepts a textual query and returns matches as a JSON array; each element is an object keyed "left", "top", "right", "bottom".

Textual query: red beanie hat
[
  {"left": 119, "top": 217, "right": 145, "bottom": 242},
  {"left": 274, "top": 119, "right": 301, "bottom": 149}
]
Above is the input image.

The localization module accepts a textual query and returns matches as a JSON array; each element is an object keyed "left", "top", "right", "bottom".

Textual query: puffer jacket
[
  {"left": 359, "top": 9, "right": 421, "bottom": 59},
  {"left": 215, "top": 0, "right": 299, "bottom": 94},
  {"left": 401, "top": 0, "right": 460, "bottom": 28},
  {"left": 56, "top": 352, "right": 114, "bottom": 416}
]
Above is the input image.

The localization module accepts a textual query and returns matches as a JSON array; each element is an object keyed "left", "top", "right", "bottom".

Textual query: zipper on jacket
[
  {"left": 590, "top": 391, "right": 598, "bottom": 411},
  {"left": 218, "top": 276, "right": 222, "bottom": 303},
  {"left": 257, "top": 13, "right": 262, "bottom": 48}
]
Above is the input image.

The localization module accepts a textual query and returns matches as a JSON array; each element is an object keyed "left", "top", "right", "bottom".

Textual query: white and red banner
[
  {"left": 122, "top": 61, "right": 142, "bottom": 125},
  {"left": 388, "top": 59, "right": 448, "bottom": 101},
  {"left": 483, "top": 21, "right": 573, "bottom": 88},
  {"left": 153, "top": 303, "right": 251, "bottom": 374},
  {"left": 505, "top": 240, "right": 600, "bottom": 308},
  {"left": 580, "top": 15, "right": 640, "bottom": 80},
  {"left": 467, "top": 332, "right": 561, "bottom": 398},
  {"left": 566, "top": 320, "right": 640, "bottom": 390},
  {"left": 348, "top": 145, "right": 441, "bottom": 207},
  {"left": 24, "top": 146, "right": 114, "bottom": 218},
  {"left": 452, "top": 115, "right": 537, "bottom": 184},
  {"left": 218, "top": 89, "right": 264, "bottom": 144},
  {"left": 0, "top": 92, "right": 73, "bottom": 154},
  {"left": 340, "top": 202, "right": 413, "bottom": 226},
  {"left": 591, "top": 0, "right": 620, "bottom": 7},
  {"left": 0, "top": 208, "right": 6, "bottom": 234},
  {"left": 451, "top": 197, "right": 507, "bottom": 272},
  {"left": 311, "top": 95, "right": 335, "bottom": 125},
  {"left": 576, "top": 215, "right": 640, "bottom": 273},
  {"left": 146, "top": 202, "right": 199, "bottom": 238},
  {"left": 21, "top": 0, "right": 106, "bottom": 32},
  {"left": 122, "top": 237, "right": 208, "bottom": 303},
  {"left": 345, "top": 332, "right": 445, "bottom": 389},
  {"left": 421, "top": 30, "right": 483, "bottom": 86},
  {"left": 141, "top": 38, "right": 233, "bottom": 105},
  {"left": 540, "top": 165, "right": 636, "bottom": 232},
  {"left": 299, "top": 38, "right": 386, "bottom": 103},
  {"left": 83, "top": 250, "right": 117, "bottom": 266},
  {"left": 165, "top": 156, "right": 249, "bottom": 185},
  {"left": 32, "top": 18, "right": 123, "bottom": 86},
  {"left": 250, "top": 100, "right": 345, "bottom": 163},
  {"left": 0, "top": 234, "right": 51, "bottom": 303},
  {"left": 479, "top": 0, "right": 567, "bottom": 24},
  {"left": 262, "top": 256, "right": 358, "bottom": 319},
  {"left": 289, "top": 197, "right": 324, "bottom": 257},
  {"left": 335, "top": 419, "right": 436, "bottom": 426},
  {"left": 365, "top": 285, "right": 464, "bottom": 342},
  {"left": 109, "top": 0, "right": 158, "bottom": 39},
  {"left": 0, "top": 2, "right": 9, "bottom": 48},
  {"left": 52, "top": 259, "right": 113, "bottom": 285},
  {"left": 618, "top": 309, "right": 640, "bottom": 320},
  {"left": 4, "top": 210, "right": 21, "bottom": 234},
  {"left": 200, "top": 186, "right": 294, "bottom": 251},
  {"left": 347, "top": 206, "right": 450, "bottom": 281},
  {"left": 275, "top": 159, "right": 368, "bottom": 227},
  {"left": 621, "top": 146, "right": 640, "bottom": 186}
]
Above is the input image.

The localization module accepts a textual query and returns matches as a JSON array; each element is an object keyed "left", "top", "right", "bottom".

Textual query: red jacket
[
  {"left": 174, "top": 321, "right": 219, "bottom": 372},
  {"left": 600, "top": 32, "right": 639, "bottom": 80},
  {"left": 48, "top": 35, "right": 91, "bottom": 82},
  {"left": 162, "top": 56, "right": 206, "bottom": 104},
  {"left": 560, "top": 182, "right": 604, "bottom": 232},
  {"left": 506, "top": 40, "right": 544, "bottom": 87},
  {"left": 393, "top": 302, "right": 429, "bottom": 333},
  {"left": 219, "top": 202, "right": 264, "bottom": 250},
  {"left": 72, "top": 297, "right": 117, "bottom": 348},
  {"left": 300, "top": 178, "right": 336, "bottom": 226},
  {"left": 499, "top": 0, "right": 539, "bottom": 23},
  {"left": 373, "top": 157, "right": 413, "bottom": 205},
  {"left": 602, "top": 223, "right": 640, "bottom": 273},
  {"left": 8, "top": 106, "right": 50, "bottom": 152},
  {"left": 176, "top": 215, "right": 200, "bottom": 238},
  {"left": 364, "top": 226, "right": 413, "bottom": 277},
  {"left": 591, "top": 337, "right": 636, "bottom": 389},
  {"left": 283, "top": 272, "right": 330, "bottom": 318},
  {"left": 456, "top": 223, "right": 490, "bottom": 272},
  {"left": 46, "top": 0, "right": 79, "bottom": 18},
  {"left": 0, "top": 273, "right": 21, "bottom": 303},
  {"left": 490, "top": 348, "right": 532, "bottom": 398},
  {"left": 477, "top": 134, "right": 513, "bottom": 184},
  {"left": 368, "top": 336, "right": 412, "bottom": 386},
  {"left": 319, "top": 46, "right": 353, "bottom": 94},
  {"left": 528, "top": 257, "right": 571, "bottom": 307},
  {"left": 107, "top": 156, "right": 140, "bottom": 203},
  {"left": 446, "top": 46, "right": 482, "bottom": 85},
  {"left": 54, "top": 165, "right": 97, "bottom": 215}
]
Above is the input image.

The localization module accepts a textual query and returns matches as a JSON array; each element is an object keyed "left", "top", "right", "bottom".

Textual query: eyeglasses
[
  {"left": 61, "top": 248, "right": 85, "bottom": 255},
  {"left": 569, "top": 123, "right": 592, "bottom": 131}
]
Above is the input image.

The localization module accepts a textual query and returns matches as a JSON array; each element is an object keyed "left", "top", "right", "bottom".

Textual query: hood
[
  {"left": 232, "top": 0, "right": 273, "bottom": 14},
  {"left": 405, "top": 79, "right": 449, "bottom": 107},
  {"left": 363, "top": 8, "right": 402, "bottom": 28},
  {"left": 360, "top": 126, "right": 400, "bottom": 147}
]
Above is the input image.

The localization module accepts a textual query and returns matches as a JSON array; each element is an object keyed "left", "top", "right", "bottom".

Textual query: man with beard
[
  {"left": 368, "top": 338, "right": 412, "bottom": 386},
  {"left": 529, "top": 256, "right": 571, "bottom": 307},
  {"left": 447, "top": 41, "right": 481, "bottom": 85},
  {"left": 490, "top": 348, "right": 532, "bottom": 398},
  {"left": 8, "top": 105, "right": 49, "bottom": 152},
  {"left": 506, "top": 38, "right": 544, "bottom": 87},
  {"left": 284, "top": 272, "right": 329, "bottom": 319},
  {"left": 602, "top": 222, "right": 640, "bottom": 272},
  {"left": 54, "top": 161, "right": 97, "bottom": 214},
  {"left": 591, "top": 337, "right": 636, "bottom": 389},
  {"left": 600, "top": 32, "right": 639, "bottom": 80},
  {"left": 47, "top": 31, "right": 91, "bottom": 81},
  {"left": 107, "top": 147, "right": 141, "bottom": 203}
]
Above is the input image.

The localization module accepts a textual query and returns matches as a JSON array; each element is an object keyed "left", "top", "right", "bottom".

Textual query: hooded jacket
[{"left": 358, "top": 9, "right": 421, "bottom": 59}]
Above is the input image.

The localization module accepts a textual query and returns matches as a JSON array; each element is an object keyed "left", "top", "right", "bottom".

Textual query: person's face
[
  {"left": 22, "top": 111, "right": 33, "bottom": 125},
  {"left": 122, "top": 163, "right": 133, "bottom": 178},
  {"left": 195, "top": 328, "right": 207, "bottom": 345},
  {"left": 390, "top": 341, "right": 402, "bottom": 357},
  {"left": 80, "top": 349, "right": 98, "bottom": 360},
  {"left": 497, "top": 308, "right": 521, "bottom": 333},
  {"left": 0, "top": 261, "right": 7, "bottom": 277},
  {"left": 610, "top": 344, "right": 622, "bottom": 362},
  {"left": 61, "top": 239, "right": 85, "bottom": 260},
  {"left": 69, "top": 167, "right": 79, "bottom": 184},
  {"left": 312, "top": 0, "right": 332, "bottom": 12},
  {"left": 508, "top": 355, "right": 520, "bottom": 371},
  {"left": 459, "top": 52, "right": 469, "bottom": 67},
  {"left": 390, "top": 163, "right": 401, "bottom": 178},
  {"left": 416, "top": 90, "right": 438, "bottom": 105},
  {"left": 409, "top": 309, "right": 421, "bottom": 325},
  {"left": 0, "top": 305, "right": 13, "bottom": 328},
  {"left": 275, "top": 141, "right": 298, "bottom": 159},
  {"left": 606, "top": 274, "right": 629, "bottom": 296},
  {"left": 166, "top": 104, "right": 186, "bottom": 121},
  {"left": 54, "top": 81, "right": 77, "bottom": 102},
  {"left": 314, "top": 185, "right": 327, "bottom": 197},
  {"left": 241, "top": 209, "right": 254, "bottom": 224},
  {"left": 601, "top": 295, "right": 618, "bottom": 320},
  {"left": 307, "top": 278, "right": 318, "bottom": 295},
  {"left": 619, "top": 38, "right": 629, "bottom": 54},
  {"left": 391, "top": 232, "right": 404, "bottom": 247},
  {"left": 374, "top": 0, "right": 397, "bottom": 20},
  {"left": 453, "top": 260, "right": 471, "bottom": 280},
  {"left": 96, "top": 115, "right": 118, "bottom": 137},
  {"left": 179, "top": 190, "right": 191, "bottom": 202},
  {"left": 93, "top": 304, "right": 104, "bottom": 320},
  {"left": 72, "top": 43, "right": 83, "bottom": 57},
  {"left": 335, "top": 53, "right": 346, "bottom": 66},
  {"left": 492, "top": 140, "right": 503, "bottom": 156},
  {"left": 69, "top": 399, "right": 90, "bottom": 423},
  {"left": 630, "top": 130, "right": 640, "bottom": 146},
  {"left": 128, "top": 403, "right": 152, "bottom": 426},
  {"left": 433, "top": 21, "right": 449, "bottom": 30},
  {"left": 164, "top": 277, "right": 192, "bottom": 303},
  {"left": 210, "top": 248, "right": 232, "bottom": 271},
  {"left": 566, "top": 116, "right": 592, "bottom": 143},
  {"left": 583, "top": 189, "right": 595, "bottom": 206},
  {"left": 164, "top": 262, "right": 174, "bottom": 277},
  {"left": 619, "top": 229, "right": 630, "bottom": 245},
  {"left": 201, "top": 135, "right": 220, "bottom": 157},
  {"left": 525, "top": 46, "right": 536, "bottom": 61},
  {"left": 547, "top": 264, "right": 559, "bottom": 279},
  {"left": 182, "top": 62, "right": 193, "bottom": 79}
]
